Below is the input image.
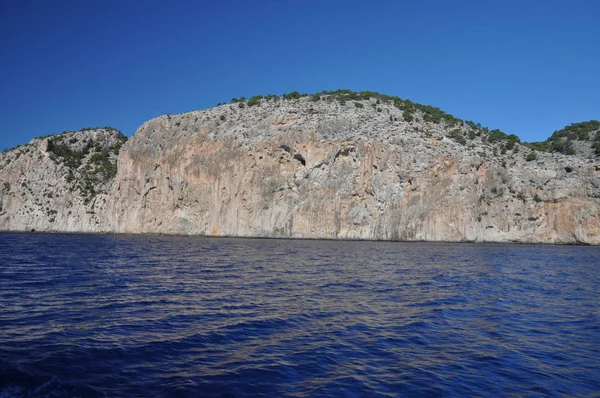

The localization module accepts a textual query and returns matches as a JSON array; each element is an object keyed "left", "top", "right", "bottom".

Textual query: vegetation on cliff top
[
  {"left": 45, "top": 128, "right": 127, "bottom": 204},
  {"left": 232, "top": 89, "right": 466, "bottom": 127},
  {"left": 525, "top": 121, "right": 600, "bottom": 155},
  {"left": 225, "top": 90, "right": 599, "bottom": 157},
  {"left": 2, "top": 127, "right": 122, "bottom": 154},
  {"left": 2, "top": 96, "right": 598, "bottom": 160}
]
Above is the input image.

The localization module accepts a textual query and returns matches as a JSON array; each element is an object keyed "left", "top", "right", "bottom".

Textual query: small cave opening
[
  {"left": 334, "top": 147, "right": 354, "bottom": 160},
  {"left": 293, "top": 153, "right": 306, "bottom": 166},
  {"left": 564, "top": 166, "right": 573, "bottom": 173}
]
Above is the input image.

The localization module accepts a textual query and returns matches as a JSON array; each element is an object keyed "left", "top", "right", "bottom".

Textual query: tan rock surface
[{"left": 2, "top": 97, "right": 599, "bottom": 244}]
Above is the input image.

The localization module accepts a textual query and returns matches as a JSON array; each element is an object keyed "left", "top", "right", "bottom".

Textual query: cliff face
[
  {"left": 2, "top": 96, "right": 599, "bottom": 244},
  {"left": 0, "top": 129, "right": 125, "bottom": 232}
]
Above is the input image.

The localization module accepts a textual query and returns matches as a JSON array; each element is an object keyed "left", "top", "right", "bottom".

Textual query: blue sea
[{"left": 0, "top": 233, "right": 598, "bottom": 397}]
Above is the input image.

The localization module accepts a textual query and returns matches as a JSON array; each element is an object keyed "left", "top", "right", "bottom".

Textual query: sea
[{"left": 0, "top": 232, "right": 598, "bottom": 397}]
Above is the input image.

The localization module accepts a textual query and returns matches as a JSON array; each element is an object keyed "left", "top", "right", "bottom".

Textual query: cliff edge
[{"left": 2, "top": 92, "right": 599, "bottom": 243}]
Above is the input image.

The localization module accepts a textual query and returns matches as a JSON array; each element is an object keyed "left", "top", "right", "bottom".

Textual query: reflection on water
[{"left": 0, "top": 233, "right": 599, "bottom": 397}]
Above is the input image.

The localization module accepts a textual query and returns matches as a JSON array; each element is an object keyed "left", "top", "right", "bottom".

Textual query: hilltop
[{"left": 1, "top": 90, "right": 598, "bottom": 243}]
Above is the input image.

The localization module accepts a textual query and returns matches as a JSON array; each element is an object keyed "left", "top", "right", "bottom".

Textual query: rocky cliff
[
  {"left": 1, "top": 92, "right": 599, "bottom": 244},
  {"left": 0, "top": 129, "right": 126, "bottom": 232}
]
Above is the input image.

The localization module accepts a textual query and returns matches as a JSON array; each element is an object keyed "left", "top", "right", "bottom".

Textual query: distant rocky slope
[
  {"left": 1, "top": 91, "right": 599, "bottom": 244},
  {"left": 0, "top": 128, "right": 126, "bottom": 232}
]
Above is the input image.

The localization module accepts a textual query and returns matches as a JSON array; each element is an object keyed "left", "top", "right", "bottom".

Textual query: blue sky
[{"left": 1, "top": 0, "right": 598, "bottom": 150}]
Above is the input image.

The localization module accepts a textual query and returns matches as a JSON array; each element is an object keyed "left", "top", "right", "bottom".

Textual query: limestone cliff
[
  {"left": 0, "top": 129, "right": 126, "bottom": 232},
  {"left": 1, "top": 93, "right": 599, "bottom": 244}
]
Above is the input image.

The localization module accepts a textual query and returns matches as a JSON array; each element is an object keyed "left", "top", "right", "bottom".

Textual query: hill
[{"left": 1, "top": 91, "right": 598, "bottom": 243}]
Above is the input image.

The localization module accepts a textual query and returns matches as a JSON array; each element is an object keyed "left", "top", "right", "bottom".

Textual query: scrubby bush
[
  {"left": 247, "top": 95, "right": 262, "bottom": 107},
  {"left": 283, "top": 91, "right": 301, "bottom": 100},
  {"left": 593, "top": 139, "right": 600, "bottom": 155},
  {"left": 549, "top": 139, "right": 575, "bottom": 155},
  {"left": 550, "top": 120, "right": 599, "bottom": 141},
  {"left": 488, "top": 129, "right": 508, "bottom": 142},
  {"left": 525, "top": 141, "right": 547, "bottom": 152},
  {"left": 447, "top": 129, "right": 466, "bottom": 145},
  {"left": 526, "top": 152, "right": 538, "bottom": 161}
]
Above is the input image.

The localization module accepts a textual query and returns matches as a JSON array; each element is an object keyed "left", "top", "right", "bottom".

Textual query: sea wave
[{"left": 1, "top": 233, "right": 599, "bottom": 397}]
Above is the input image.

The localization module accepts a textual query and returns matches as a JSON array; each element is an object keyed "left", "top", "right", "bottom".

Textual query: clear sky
[{"left": 1, "top": 0, "right": 598, "bottom": 151}]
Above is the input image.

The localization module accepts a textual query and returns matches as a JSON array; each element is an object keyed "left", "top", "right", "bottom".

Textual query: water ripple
[{"left": 0, "top": 233, "right": 599, "bottom": 397}]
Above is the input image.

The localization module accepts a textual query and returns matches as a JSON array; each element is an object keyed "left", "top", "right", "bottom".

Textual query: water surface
[{"left": 0, "top": 233, "right": 598, "bottom": 397}]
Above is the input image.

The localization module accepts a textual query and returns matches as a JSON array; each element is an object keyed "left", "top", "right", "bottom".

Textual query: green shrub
[
  {"left": 283, "top": 91, "right": 301, "bottom": 100},
  {"left": 526, "top": 152, "right": 538, "bottom": 161},
  {"left": 465, "top": 120, "right": 477, "bottom": 130},
  {"left": 354, "top": 102, "right": 364, "bottom": 108},
  {"left": 247, "top": 95, "right": 262, "bottom": 107},
  {"left": 488, "top": 129, "right": 508, "bottom": 142},
  {"left": 549, "top": 138, "right": 575, "bottom": 154},
  {"left": 447, "top": 129, "right": 466, "bottom": 145},
  {"left": 526, "top": 141, "right": 547, "bottom": 152}
]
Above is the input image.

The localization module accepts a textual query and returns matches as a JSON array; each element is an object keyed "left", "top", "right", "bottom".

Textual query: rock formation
[
  {"left": 1, "top": 92, "right": 599, "bottom": 244},
  {"left": 0, "top": 129, "right": 125, "bottom": 233}
]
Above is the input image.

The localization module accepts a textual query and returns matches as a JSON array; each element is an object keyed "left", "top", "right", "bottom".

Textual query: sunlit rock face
[
  {"left": 2, "top": 96, "right": 599, "bottom": 244},
  {"left": 0, "top": 128, "right": 125, "bottom": 233}
]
